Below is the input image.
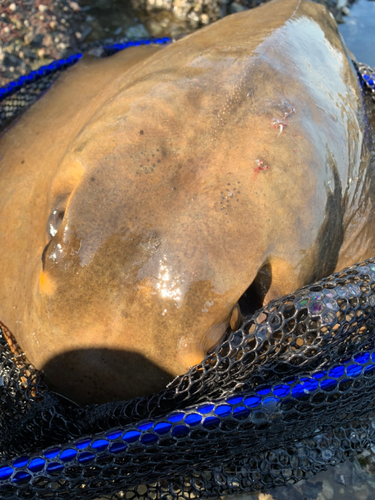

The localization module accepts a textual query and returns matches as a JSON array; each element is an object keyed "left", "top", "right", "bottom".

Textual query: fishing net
[{"left": 1, "top": 40, "right": 375, "bottom": 500}]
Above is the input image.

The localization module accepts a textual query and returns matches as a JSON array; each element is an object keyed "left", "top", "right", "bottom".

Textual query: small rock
[
  {"left": 201, "top": 14, "right": 209, "bottom": 24},
  {"left": 3, "top": 26, "right": 10, "bottom": 34},
  {"left": 359, "top": 450, "right": 371, "bottom": 458},
  {"left": 87, "top": 46, "right": 105, "bottom": 57},
  {"left": 230, "top": 2, "right": 248, "bottom": 14},
  {"left": 23, "top": 32, "right": 33, "bottom": 45},
  {"left": 146, "top": 19, "right": 164, "bottom": 36},
  {"left": 38, "top": 4, "right": 48, "bottom": 13},
  {"left": 43, "top": 33, "right": 52, "bottom": 45},
  {"left": 22, "top": 47, "right": 38, "bottom": 61},
  {"left": 125, "top": 24, "right": 150, "bottom": 39},
  {"left": 37, "top": 48, "right": 46, "bottom": 58},
  {"left": 24, "top": 19, "right": 29, "bottom": 27},
  {"left": 68, "top": 1, "right": 81, "bottom": 12},
  {"left": 49, "top": 21, "right": 57, "bottom": 29},
  {"left": 30, "top": 34, "right": 44, "bottom": 48},
  {"left": 75, "top": 31, "right": 82, "bottom": 39},
  {"left": 114, "top": 27, "right": 123, "bottom": 35},
  {"left": 322, "top": 480, "right": 334, "bottom": 500},
  {"left": 342, "top": 6, "right": 350, "bottom": 15},
  {"left": 79, "top": 26, "right": 93, "bottom": 42},
  {"left": 352, "top": 485, "right": 370, "bottom": 500},
  {"left": 9, "top": 3, "right": 16, "bottom": 11}
]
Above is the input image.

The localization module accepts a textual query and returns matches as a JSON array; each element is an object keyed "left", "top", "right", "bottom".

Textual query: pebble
[
  {"left": 125, "top": 24, "right": 150, "bottom": 39},
  {"left": 9, "top": 3, "right": 16, "bottom": 11},
  {"left": 322, "top": 480, "right": 334, "bottom": 500},
  {"left": 87, "top": 46, "right": 105, "bottom": 57},
  {"left": 353, "top": 485, "right": 370, "bottom": 500},
  {"left": 230, "top": 2, "right": 248, "bottom": 13},
  {"left": 79, "top": 26, "right": 93, "bottom": 41},
  {"left": 68, "top": 1, "right": 80, "bottom": 12},
  {"left": 200, "top": 13, "right": 209, "bottom": 24},
  {"left": 38, "top": 4, "right": 48, "bottom": 13}
]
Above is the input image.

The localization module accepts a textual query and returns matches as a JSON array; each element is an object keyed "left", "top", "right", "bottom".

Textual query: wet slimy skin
[{"left": 0, "top": 0, "right": 374, "bottom": 404}]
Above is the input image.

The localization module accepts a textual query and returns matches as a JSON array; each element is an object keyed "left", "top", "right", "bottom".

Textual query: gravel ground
[{"left": 0, "top": 0, "right": 355, "bottom": 87}]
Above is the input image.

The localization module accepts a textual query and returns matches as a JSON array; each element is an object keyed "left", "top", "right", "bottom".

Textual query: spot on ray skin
[
  {"left": 219, "top": 179, "right": 240, "bottom": 211},
  {"left": 253, "top": 159, "right": 269, "bottom": 180}
]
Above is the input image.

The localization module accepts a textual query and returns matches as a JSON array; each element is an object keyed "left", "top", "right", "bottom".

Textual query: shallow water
[{"left": 338, "top": 0, "right": 375, "bottom": 67}]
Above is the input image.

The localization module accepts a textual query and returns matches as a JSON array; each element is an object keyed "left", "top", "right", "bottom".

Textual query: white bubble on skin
[{"left": 49, "top": 243, "right": 64, "bottom": 264}]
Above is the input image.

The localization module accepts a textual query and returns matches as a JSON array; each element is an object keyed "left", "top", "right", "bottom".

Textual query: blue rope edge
[{"left": 0, "top": 38, "right": 171, "bottom": 102}]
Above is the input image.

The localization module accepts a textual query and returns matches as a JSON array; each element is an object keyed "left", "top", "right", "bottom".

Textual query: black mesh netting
[
  {"left": 1, "top": 49, "right": 375, "bottom": 500},
  {"left": 0, "top": 69, "right": 65, "bottom": 133},
  {"left": 2, "top": 258, "right": 375, "bottom": 499}
]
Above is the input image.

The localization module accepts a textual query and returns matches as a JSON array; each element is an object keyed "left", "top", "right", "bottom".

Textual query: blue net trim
[
  {"left": 0, "top": 345, "right": 374, "bottom": 485},
  {"left": 356, "top": 62, "right": 375, "bottom": 101},
  {"left": 0, "top": 38, "right": 171, "bottom": 103}
]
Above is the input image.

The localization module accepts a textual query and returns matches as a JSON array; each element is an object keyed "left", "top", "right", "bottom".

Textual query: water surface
[{"left": 338, "top": 0, "right": 375, "bottom": 66}]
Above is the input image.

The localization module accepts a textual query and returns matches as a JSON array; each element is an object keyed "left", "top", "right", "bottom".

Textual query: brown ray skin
[{"left": 0, "top": 0, "right": 374, "bottom": 404}]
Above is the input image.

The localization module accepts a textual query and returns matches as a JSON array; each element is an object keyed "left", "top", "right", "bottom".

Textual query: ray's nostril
[{"left": 41, "top": 240, "right": 53, "bottom": 270}]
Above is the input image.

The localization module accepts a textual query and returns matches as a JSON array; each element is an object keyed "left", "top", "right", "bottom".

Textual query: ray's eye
[{"left": 47, "top": 209, "right": 65, "bottom": 240}]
